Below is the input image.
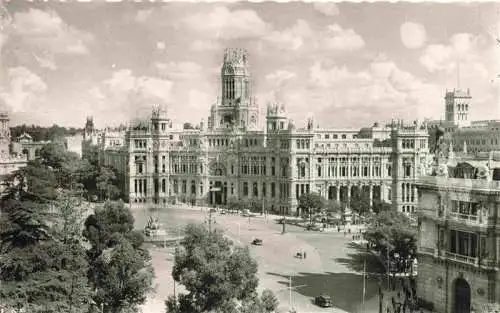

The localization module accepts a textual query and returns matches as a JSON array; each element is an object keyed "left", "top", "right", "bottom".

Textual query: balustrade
[{"left": 445, "top": 251, "right": 478, "bottom": 265}]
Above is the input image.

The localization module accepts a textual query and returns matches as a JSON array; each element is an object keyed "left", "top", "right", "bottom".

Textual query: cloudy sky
[{"left": 1, "top": 1, "right": 500, "bottom": 128}]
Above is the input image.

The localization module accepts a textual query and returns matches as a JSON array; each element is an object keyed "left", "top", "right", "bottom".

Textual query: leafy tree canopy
[
  {"left": 10, "top": 124, "right": 82, "bottom": 142},
  {"left": 83, "top": 200, "right": 142, "bottom": 255},
  {"left": 348, "top": 192, "right": 371, "bottom": 215},
  {"left": 84, "top": 200, "right": 152, "bottom": 313},
  {"left": 297, "top": 192, "right": 324, "bottom": 213},
  {"left": 364, "top": 210, "right": 417, "bottom": 259},
  {"left": 166, "top": 223, "right": 278, "bottom": 313},
  {"left": 0, "top": 173, "right": 91, "bottom": 313},
  {"left": 92, "top": 240, "right": 154, "bottom": 313}
]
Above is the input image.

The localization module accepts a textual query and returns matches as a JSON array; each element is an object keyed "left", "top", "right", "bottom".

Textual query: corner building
[
  {"left": 83, "top": 49, "right": 429, "bottom": 215},
  {"left": 416, "top": 151, "right": 500, "bottom": 313}
]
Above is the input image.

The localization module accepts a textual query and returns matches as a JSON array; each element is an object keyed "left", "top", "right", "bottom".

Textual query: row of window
[
  {"left": 152, "top": 122, "right": 169, "bottom": 131},
  {"left": 311, "top": 165, "right": 384, "bottom": 178},
  {"left": 317, "top": 134, "right": 352, "bottom": 140},
  {"left": 134, "top": 140, "right": 147, "bottom": 149},
  {"left": 133, "top": 178, "right": 295, "bottom": 200},
  {"left": 401, "top": 183, "right": 416, "bottom": 203}
]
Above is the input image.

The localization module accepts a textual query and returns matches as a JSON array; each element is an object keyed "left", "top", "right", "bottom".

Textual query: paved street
[{"left": 133, "top": 206, "right": 389, "bottom": 313}]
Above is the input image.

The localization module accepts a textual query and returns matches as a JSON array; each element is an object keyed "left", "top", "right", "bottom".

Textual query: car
[
  {"left": 306, "top": 224, "right": 321, "bottom": 231},
  {"left": 314, "top": 294, "right": 332, "bottom": 307},
  {"left": 252, "top": 238, "right": 263, "bottom": 246},
  {"left": 220, "top": 210, "right": 226, "bottom": 215}
]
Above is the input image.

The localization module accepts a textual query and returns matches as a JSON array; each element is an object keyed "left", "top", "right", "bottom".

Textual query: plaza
[{"left": 134, "top": 205, "right": 394, "bottom": 313}]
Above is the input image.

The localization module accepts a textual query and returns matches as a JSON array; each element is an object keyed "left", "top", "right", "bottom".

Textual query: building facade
[
  {"left": 416, "top": 149, "right": 500, "bottom": 313},
  {"left": 11, "top": 133, "right": 50, "bottom": 161},
  {"left": 427, "top": 88, "right": 500, "bottom": 156},
  {"left": 0, "top": 112, "right": 28, "bottom": 193},
  {"left": 82, "top": 48, "right": 429, "bottom": 215}
]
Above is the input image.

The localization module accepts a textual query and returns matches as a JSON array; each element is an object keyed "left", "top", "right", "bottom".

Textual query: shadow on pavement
[
  {"left": 333, "top": 242, "right": 386, "bottom": 274},
  {"left": 266, "top": 241, "right": 388, "bottom": 313},
  {"left": 267, "top": 271, "right": 380, "bottom": 313}
]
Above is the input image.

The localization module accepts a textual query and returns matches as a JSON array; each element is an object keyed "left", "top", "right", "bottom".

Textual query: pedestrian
[
  {"left": 337, "top": 226, "right": 340, "bottom": 232},
  {"left": 304, "top": 251, "right": 307, "bottom": 259},
  {"left": 348, "top": 228, "right": 351, "bottom": 234}
]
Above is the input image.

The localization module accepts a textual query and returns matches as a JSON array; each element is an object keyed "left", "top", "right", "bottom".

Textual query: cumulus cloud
[
  {"left": 264, "top": 20, "right": 364, "bottom": 52},
  {"left": 320, "top": 24, "right": 365, "bottom": 51},
  {"left": 183, "top": 6, "right": 268, "bottom": 39},
  {"left": 12, "top": 9, "right": 93, "bottom": 55},
  {"left": 91, "top": 69, "right": 174, "bottom": 122},
  {"left": 0, "top": 67, "right": 48, "bottom": 113},
  {"left": 265, "top": 70, "right": 297, "bottom": 86},
  {"left": 419, "top": 33, "right": 490, "bottom": 83},
  {"left": 400, "top": 22, "right": 427, "bottom": 49},
  {"left": 313, "top": 3, "right": 340, "bottom": 16},
  {"left": 155, "top": 61, "right": 217, "bottom": 80},
  {"left": 301, "top": 59, "right": 443, "bottom": 125},
  {"left": 156, "top": 41, "right": 166, "bottom": 50},
  {"left": 264, "top": 19, "right": 311, "bottom": 51},
  {"left": 190, "top": 40, "right": 222, "bottom": 51},
  {"left": 135, "top": 9, "right": 152, "bottom": 23}
]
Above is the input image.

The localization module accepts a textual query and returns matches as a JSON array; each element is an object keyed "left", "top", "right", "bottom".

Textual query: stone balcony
[
  {"left": 418, "top": 247, "right": 498, "bottom": 269},
  {"left": 418, "top": 176, "right": 500, "bottom": 192},
  {"left": 445, "top": 251, "right": 478, "bottom": 265}
]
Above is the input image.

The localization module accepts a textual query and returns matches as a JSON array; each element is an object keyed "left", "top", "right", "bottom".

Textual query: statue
[
  {"left": 477, "top": 164, "right": 490, "bottom": 181},
  {"left": 436, "top": 164, "right": 448, "bottom": 177}
]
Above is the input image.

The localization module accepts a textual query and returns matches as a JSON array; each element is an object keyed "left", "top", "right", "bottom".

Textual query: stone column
[
  {"left": 369, "top": 184, "right": 374, "bottom": 208},
  {"left": 381, "top": 184, "right": 385, "bottom": 202},
  {"left": 336, "top": 186, "right": 340, "bottom": 202},
  {"left": 369, "top": 157, "right": 373, "bottom": 179},
  {"left": 347, "top": 184, "right": 351, "bottom": 205},
  {"left": 347, "top": 157, "right": 351, "bottom": 179}
]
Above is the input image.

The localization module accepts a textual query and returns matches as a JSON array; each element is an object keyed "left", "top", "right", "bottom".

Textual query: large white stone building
[{"left": 83, "top": 48, "right": 430, "bottom": 215}]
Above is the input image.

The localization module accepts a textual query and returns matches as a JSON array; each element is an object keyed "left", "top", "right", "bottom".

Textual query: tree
[
  {"left": 0, "top": 175, "right": 91, "bottom": 312},
  {"left": 84, "top": 201, "right": 153, "bottom": 313},
  {"left": 325, "top": 200, "right": 342, "bottom": 216},
  {"left": 225, "top": 196, "right": 241, "bottom": 211},
  {"left": 372, "top": 199, "right": 392, "bottom": 214},
  {"left": 364, "top": 211, "right": 417, "bottom": 261},
  {"left": 96, "top": 166, "right": 121, "bottom": 201},
  {"left": 91, "top": 239, "right": 154, "bottom": 313},
  {"left": 349, "top": 192, "right": 371, "bottom": 216},
  {"left": 260, "top": 289, "right": 279, "bottom": 313},
  {"left": 83, "top": 200, "right": 142, "bottom": 257},
  {"left": 166, "top": 223, "right": 278, "bottom": 313},
  {"left": 297, "top": 192, "right": 325, "bottom": 224}
]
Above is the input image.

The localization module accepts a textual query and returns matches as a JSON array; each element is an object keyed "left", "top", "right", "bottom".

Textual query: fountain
[{"left": 144, "top": 216, "right": 167, "bottom": 237}]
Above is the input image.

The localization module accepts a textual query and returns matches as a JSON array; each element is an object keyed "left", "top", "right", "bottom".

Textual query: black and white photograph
[{"left": 0, "top": 1, "right": 499, "bottom": 313}]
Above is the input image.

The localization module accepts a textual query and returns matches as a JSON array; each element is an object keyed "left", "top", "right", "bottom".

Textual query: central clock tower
[{"left": 209, "top": 48, "right": 259, "bottom": 130}]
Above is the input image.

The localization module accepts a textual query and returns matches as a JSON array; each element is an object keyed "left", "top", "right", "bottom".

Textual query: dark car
[
  {"left": 252, "top": 238, "right": 263, "bottom": 246},
  {"left": 306, "top": 224, "right": 321, "bottom": 231},
  {"left": 315, "top": 294, "right": 332, "bottom": 307}
]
